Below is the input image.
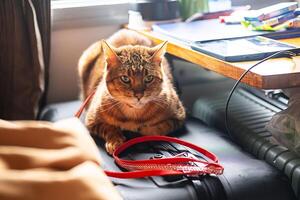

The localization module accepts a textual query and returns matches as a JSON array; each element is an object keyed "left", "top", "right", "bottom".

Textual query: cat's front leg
[
  {"left": 87, "top": 121, "right": 125, "bottom": 155},
  {"left": 140, "top": 119, "right": 184, "bottom": 136}
]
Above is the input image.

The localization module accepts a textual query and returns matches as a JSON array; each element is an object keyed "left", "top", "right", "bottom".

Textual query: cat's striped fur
[{"left": 78, "top": 29, "right": 185, "bottom": 154}]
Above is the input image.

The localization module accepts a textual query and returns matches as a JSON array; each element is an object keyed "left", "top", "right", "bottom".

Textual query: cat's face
[{"left": 103, "top": 41, "right": 167, "bottom": 108}]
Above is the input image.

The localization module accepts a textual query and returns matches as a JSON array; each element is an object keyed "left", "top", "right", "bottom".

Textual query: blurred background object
[
  {"left": 130, "top": 0, "right": 180, "bottom": 21},
  {"left": 208, "top": 0, "right": 232, "bottom": 12},
  {"left": 0, "top": 0, "right": 51, "bottom": 120},
  {"left": 178, "top": 0, "right": 209, "bottom": 20},
  {"left": 128, "top": 0, "right": 181, "bottom": 30}
]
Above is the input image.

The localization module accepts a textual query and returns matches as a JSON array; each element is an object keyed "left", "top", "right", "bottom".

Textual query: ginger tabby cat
[{"left": 78, "top": 29, "right": 185, "bottom": 154}]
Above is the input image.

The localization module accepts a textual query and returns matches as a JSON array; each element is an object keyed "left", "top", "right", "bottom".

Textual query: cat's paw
[{"left": 105, "top": 136, "right": 125, "bottom": 155}]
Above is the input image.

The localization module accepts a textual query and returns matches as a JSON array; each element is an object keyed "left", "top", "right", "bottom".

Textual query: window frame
[{"left": 51, "top": 0, "right": 130, "bottom": 30}]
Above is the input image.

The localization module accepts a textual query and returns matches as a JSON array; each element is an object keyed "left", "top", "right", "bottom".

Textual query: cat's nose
[{"left": 134, "top": 92, "right": 144, "bottom": 101}]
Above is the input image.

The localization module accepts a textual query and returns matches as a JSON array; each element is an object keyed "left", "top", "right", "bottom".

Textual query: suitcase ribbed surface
[{"left": 192, "top": 89, "right": 300, "bottom": 198}]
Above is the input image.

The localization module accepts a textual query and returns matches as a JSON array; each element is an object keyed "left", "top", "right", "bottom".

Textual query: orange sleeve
[{"left": 0, "top": 118, "right": 122, "bottom": 200}]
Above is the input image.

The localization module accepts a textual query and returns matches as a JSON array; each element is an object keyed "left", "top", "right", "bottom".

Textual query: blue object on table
[
  {"left": 251, "top": 11, "right": 295, "bottom": 27},
  {"left": 294, "top": 8, "right": 300, "bottom": 16}
]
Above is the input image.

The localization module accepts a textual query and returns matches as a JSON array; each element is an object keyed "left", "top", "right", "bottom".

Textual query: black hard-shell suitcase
[
  {"left": 193, "top": 87, "right": 300, "bottom": 199},
  {"left": 40, "top": 102, "right": 296, "bottom": 200}
]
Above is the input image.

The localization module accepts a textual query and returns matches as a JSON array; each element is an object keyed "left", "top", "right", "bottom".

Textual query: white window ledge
[{"left": 51, "top": 0, "right": 129, "bottom": 30}]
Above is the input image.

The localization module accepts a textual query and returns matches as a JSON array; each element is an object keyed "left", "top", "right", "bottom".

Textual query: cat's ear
[
  {"left": 150, "top": 41, "right": 168, "bottom": 64},
  {"left": 102, "top": 40, "right": 120, "bottom": 68}
]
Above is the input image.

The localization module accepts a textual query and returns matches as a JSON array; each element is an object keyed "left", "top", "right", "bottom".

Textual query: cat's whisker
[
  {"left": 99, "top": 102, "right": 122, "bottom": 113},
  {"left": 104, "top": 103, "right": 121, "bottom": 114},
  {"left": 98, "top": 104, "right": 117, "bottom": 110},
  {"left": 104, "top": 102, "right": 122, "bottom": 112},
  {"left": 100, "top": 99, "right": 122, "bottom": 105},
  {"left": 100, "top": 101, "right": 117, "bottom": 106}
]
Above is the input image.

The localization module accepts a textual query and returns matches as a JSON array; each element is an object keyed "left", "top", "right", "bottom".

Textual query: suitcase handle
[{"left": 75, "top": 91, "right": 224, "bottom": 179}]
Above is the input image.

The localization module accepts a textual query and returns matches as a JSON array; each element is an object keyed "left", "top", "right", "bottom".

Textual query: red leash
[
  {"left": 75, "top": 90, "right": 96, "bottom": 118},
  {"left": 75, "top": 92, "right": 224, "bottom": 178}
]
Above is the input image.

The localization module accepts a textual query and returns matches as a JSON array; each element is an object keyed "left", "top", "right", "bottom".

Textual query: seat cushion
[{"left": 39, "top": 101, "right": 82, "bottom": 122}]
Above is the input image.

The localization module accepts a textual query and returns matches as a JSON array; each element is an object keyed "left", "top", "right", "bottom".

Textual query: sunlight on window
[{"left": 51, "top": 0, "right": 129, "bottom": 9}]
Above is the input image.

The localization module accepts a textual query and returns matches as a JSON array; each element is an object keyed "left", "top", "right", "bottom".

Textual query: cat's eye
[
  {"left": 144, "top": 75, "right": 154, "bottom": 83},
  {"left": 120, "top": 76, "right": 130, "bottom": 84}
]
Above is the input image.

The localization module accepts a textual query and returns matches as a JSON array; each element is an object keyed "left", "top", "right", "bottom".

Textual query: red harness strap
[
  {"left": 75, "top": 90, "right": 96, "bottom": 118},
  {"left": 75, "top": 92, "right": 224, "bottom": 178}
]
